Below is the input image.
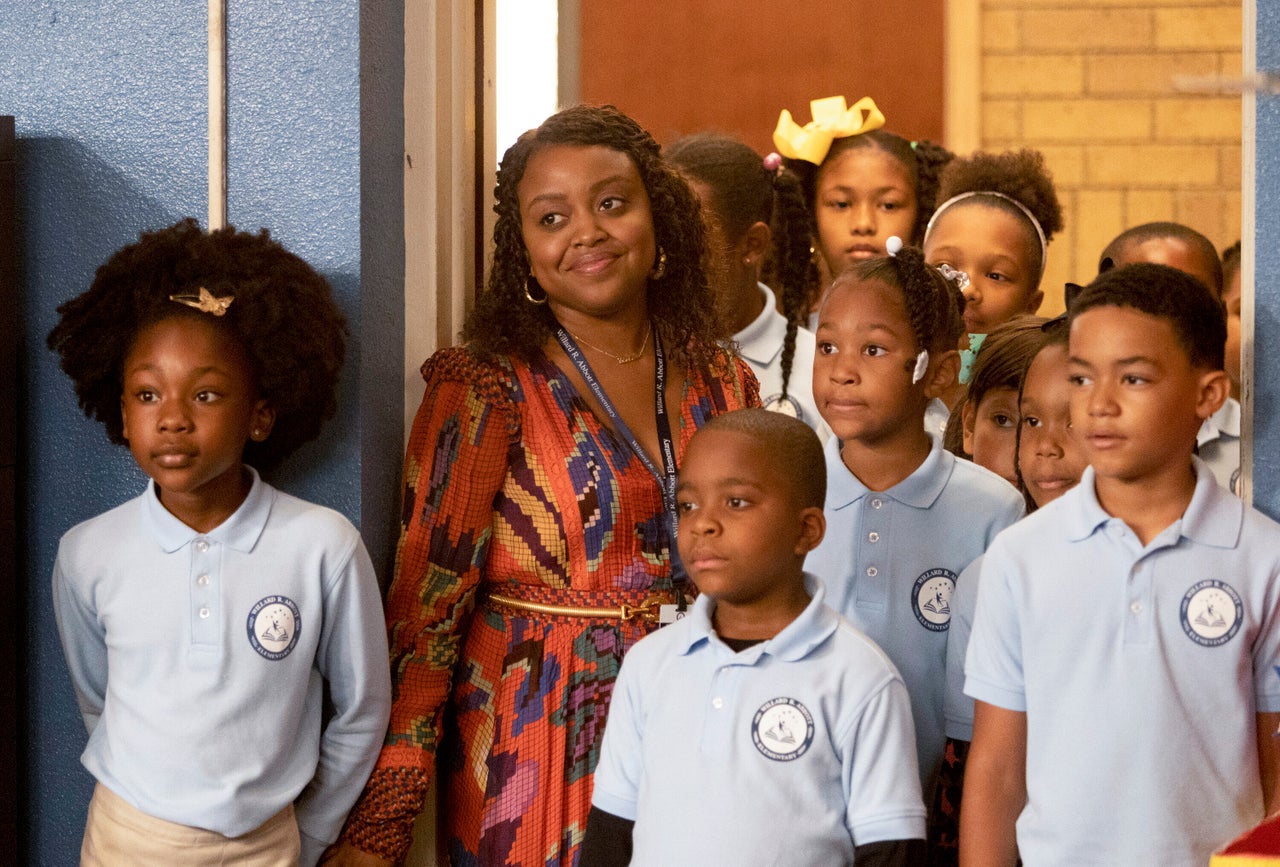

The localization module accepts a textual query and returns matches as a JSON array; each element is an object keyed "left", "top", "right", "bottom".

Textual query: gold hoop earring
[
  {"left": 524, "top": 276, "right": 548, "bottom": 305},
  {"left": 650, "top": 247, "right": 667, "bottom": 281}
]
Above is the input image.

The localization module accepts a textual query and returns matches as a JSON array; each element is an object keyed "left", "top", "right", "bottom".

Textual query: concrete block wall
[{"left": 978, "top": 0, "right": 1242, "bottom": 311}]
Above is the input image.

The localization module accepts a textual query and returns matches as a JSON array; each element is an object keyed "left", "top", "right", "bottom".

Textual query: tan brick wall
[{"left": 977, "top": 0, "right": 1241, "bottom": 313}]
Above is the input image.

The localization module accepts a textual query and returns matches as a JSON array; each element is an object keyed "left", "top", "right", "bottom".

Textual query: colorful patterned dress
[{"left": 342, "top": 344, "right": 758, "bottom": 865}]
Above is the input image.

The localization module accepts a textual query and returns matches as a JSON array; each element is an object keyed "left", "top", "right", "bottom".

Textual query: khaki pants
[{"left": 81, "top": 783, "right": 301, "bottom": 866}]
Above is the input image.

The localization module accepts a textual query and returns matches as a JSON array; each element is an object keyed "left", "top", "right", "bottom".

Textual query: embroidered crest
[
  {"left": 247, "top": 595, "right": 301, "bottom": 660},
  {"left": 1180, "top": 580, "right": 1242, "bottom": 647},
  {"left": 761, "top": 392, "right": 802, "bottom": 420},
  {"left": 752, "top": 697, "right": 815, "bottom": 762},
  {"left": 912, "top": 568, "right": 956, "bottom": 631}
]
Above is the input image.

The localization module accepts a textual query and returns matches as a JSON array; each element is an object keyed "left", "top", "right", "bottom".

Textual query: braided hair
[
  {"left": 665, "top": 133, "right": 816, "bottom": 406},
  {"left": 46, "top": 218, "right": 348, "bottom": 471},
  {"left": 464, "top": 104, "right": 719, "bottom": 370},
  {"left": 844, "top": 245, "right": 966, "bottom": 354}
]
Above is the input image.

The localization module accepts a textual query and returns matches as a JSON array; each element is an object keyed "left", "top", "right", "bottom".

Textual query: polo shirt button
[
  {"left": 196, "top": 540, "right": 209, "bottom": 552},
  {"left": 868, "top": 532, "right": 879, "bottom": 543},
  {"left": 871, "top": 498, "right": 883, "bottom": 509},
  {"left": 712, "top": 697, "right": 724, "bottom": 709},
  {"left": 199, "top": 607, "right": 211, "bottom": 619},
  {"left": 1130, "top": 602, "right": 1142, "bottom": 614},
  {"left": 196, "top": 574, "right": 209, "bottom": 586},
  {"left": 867, "top": 567, "right": 878, "bottom": 577}
]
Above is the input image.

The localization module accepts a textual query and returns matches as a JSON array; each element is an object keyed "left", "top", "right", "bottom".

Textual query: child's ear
[
  {"left": 794, "top": 506, "right": 826, "bottom": 557},
  {"left": 119, "top": 396, "right": 131, "bottom": 442},
  {"left": 1194, "top": 369, "right": 1230, "bottom": 422},
  {"left": 249, "top": 401, "right": 276, "bottom": 442},
  {"left": 923, "top": 348, "right": 961, "bottom": 400},
  {"left": 961, "top": 398, "right": 977, "bottom": 456},
  {"left": 740, "top": 221, "right": 772, "bottom": 268},
  {"left": 1023, "top": 288, "right": 1045, "bottom": 315}
]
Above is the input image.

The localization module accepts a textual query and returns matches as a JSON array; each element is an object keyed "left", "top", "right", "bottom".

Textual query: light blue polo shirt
[
  {"left": 1198, "top": 396, "right": 1241, "bottom": 494},
  {"left": 591, "top": 575, "right": 925, "bottom": 864},
  {"left": 52, "top": 470, "right": 392, "bottom": 865},
  {"left": 942, "top": 554, "right": 984, "bottom": 741},
  {"left": 806, "top": 433, "right": 1024, "bottom": 790},
  {"left": 965, "top": 459, "right": 1280, "bottom": 867},
  {"left": 734, "top": 282, "right": 829, "bottom": 441}
]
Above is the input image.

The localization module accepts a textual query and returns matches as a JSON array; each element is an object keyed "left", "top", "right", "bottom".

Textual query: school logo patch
[
  {"left": 912, "top": 568, "right": 956, "bottom": 631},
  {"left": 247, "top": 595, "right": 301, "bottom": 660},
  {"left": 752, "top": 697, "right": 814, "bottom": 762},
  {"left": 1180, "top": 580, "right": 1243, "bottom": 647},
  {"left": 761, "top": 392, "right": 802, "bottom": 421}
]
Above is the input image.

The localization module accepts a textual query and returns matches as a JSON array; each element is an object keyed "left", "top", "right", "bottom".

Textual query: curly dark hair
[
  {"left": 464, "top": 104, "right": 719, "bottom": 369},
  {"left": 784, "top": 130, "right": 955, "bottom": 247},
  {"left": 929, "top": 149, "right": 1063, "bottom": 284},
  {"left": 1070, "top": 262, "right": 1226, "bottom": 370},
  {"left": 665, "top": 132, "right": 817, "bottom": 405},
  {"left": 46, "top": 218, "right": 348, "bottom": 471},
  {"left": 841, "top": 245, "right": 966, "bottom": 353}
]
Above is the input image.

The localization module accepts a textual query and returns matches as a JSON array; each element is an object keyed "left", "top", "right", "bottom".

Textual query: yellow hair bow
[{"left": 772, "top": 96, "right": 886, "bottom": 165}]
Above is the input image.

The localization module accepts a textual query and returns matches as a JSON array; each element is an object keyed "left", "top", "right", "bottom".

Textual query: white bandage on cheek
[{"left": 912, "top": 350, "right": 930, "bottom": 384}]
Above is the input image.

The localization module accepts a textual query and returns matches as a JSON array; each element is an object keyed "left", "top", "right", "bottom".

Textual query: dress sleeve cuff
[{"left": 339, "top": 765, "right": 432, "bottom": 861}]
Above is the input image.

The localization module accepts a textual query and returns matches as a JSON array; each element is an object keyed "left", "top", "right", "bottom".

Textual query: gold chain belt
[{"left": 486, "top": 591, "right": 678, "bottom": 623}]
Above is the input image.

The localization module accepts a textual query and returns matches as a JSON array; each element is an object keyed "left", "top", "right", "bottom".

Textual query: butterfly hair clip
[{"left": 169, "top": 287, "right": 234, "bottom": 316}]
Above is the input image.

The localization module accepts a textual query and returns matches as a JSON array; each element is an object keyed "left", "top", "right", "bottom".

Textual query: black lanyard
[{"left": 554, "top": 324, "right": 688, "bottom": 597}]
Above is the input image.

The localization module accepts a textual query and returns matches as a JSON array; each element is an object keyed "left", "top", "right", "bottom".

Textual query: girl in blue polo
[
  {"left": 806, "top": 242, "right": 1024, "bottom": 807},
  {"left": 47, "top": 220, "right": 391, "bottom": 866}
]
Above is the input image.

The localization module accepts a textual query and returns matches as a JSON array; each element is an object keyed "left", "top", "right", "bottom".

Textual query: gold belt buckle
[{"left": 621, "top": 593, "right": 671, "bottom": 623}]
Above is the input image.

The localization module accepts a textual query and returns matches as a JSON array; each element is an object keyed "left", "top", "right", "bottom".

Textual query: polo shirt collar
[
  {"left": 143, "top": 467, "right": 273, "bottom": 553},
  {"left": 826, "top": 431, "right": 952, "bottom": 511},
  {"left": 1175, "top": 457, "right": 1242, "bottom": 548},
  {"left": 1197, "top": 397, "right": 1241, "bottom": 446},
  {"left": 732, "top": 283, "right": 787, "bottom": 368},
  {"left": 680, "top": 574, "right": 839, "bottom": 663},
  {"left": 1064, "top": 460, "right": 1241, "bottom": 548}
]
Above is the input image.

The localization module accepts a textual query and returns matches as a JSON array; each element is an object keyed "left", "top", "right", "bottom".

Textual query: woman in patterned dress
[{"left": 329, "top": 106, "right": 759, "bottom": 866}]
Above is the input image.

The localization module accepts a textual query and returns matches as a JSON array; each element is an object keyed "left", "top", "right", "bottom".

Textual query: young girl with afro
[
  {"left": 772, "top": 96, "right": 953, "bottom": 319},
  {"left": 666, "top": 132, "right": 827, "bottom": 436},
  {"left": 933, "top": 316, "right": 1087, "bottom": 862},
  {"left": 46, "top": 219, "right": 391, "bottom": 867},
  {"left": 922, "top": 148, "right": 1063, "bottom": 398},
  {"left": 804, "top": 243, "right": 1024, "bottom": 815}
]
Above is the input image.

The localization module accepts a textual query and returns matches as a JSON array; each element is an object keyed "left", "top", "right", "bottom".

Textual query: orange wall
[{"left": 577, "top": 1, "right": 945, "bottom": 152}]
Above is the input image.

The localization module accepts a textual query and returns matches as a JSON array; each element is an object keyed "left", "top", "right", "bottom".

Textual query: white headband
[{"left": 925, "top": 191, "right": 1048, "bottom": 274}]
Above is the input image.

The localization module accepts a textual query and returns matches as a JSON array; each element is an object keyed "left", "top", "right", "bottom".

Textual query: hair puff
[
  {"left": 46, "top": 218, "right": 348, "bottom": 471},
  {"left": 937, "top": 149, "right": 1064, "bottom": 242}
]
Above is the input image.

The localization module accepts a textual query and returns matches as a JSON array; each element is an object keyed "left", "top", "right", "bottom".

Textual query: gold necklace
[{"left": 568, "top": 322, "right": 652, "bottom": 364}]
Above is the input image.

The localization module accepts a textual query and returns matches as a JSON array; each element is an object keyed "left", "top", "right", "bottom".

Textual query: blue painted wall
[
  {"left": 2, "top": 2, "right": 403, "bottom": 862},
  {"left": 1256, "top": 4, "right": 1280, "bottom": 524}
]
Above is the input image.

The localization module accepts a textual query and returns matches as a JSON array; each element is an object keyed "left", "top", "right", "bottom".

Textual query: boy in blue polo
[
  {"left": 583, "top": 409, "right": 925, "bottom": 866},
  {"left": 962, "top": 264, "right": 1280, "bottom": 866}
]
